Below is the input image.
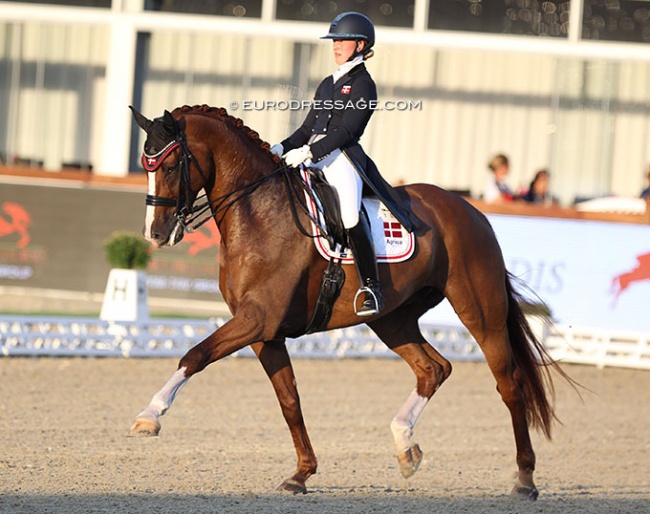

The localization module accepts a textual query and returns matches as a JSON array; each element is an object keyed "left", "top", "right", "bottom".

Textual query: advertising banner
[
  {"left": 0, "top": 181, "right": 220, "bottom": 301},
  {"left": 2, "top": 180, "right": 649, "bottom": 332},
  {"left": 424, "top": 214, "right": 650, "bottom": 333}
]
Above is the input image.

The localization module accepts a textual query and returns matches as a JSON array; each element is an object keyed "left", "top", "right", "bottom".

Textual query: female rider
[{"left": 271, "top": 11, "right": 412, "bottom": 316}]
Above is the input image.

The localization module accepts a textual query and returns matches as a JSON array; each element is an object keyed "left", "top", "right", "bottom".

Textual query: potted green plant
[
  {"left": 103, "top": 231, "right": 152, "bottom": 270},
  {"left": 100, "top": 231, "right": 152, "bottom": 321}
]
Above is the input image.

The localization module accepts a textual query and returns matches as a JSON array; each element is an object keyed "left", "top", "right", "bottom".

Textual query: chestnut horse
[{"left": 129, "top": 104, "right": 566, "bottom": 500}]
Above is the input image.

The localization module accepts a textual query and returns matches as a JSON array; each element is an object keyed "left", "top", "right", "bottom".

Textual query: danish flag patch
[
  {"left": 383, "top": 221, "right": 403, "bottom": 238},
  {"left": 341, "top": 85, "right": 351, "bottom": 95}
]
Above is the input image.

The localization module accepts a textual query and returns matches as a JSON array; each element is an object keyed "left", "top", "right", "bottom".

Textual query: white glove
[
  {"left": 270, "top": 143, "right": 284, "bottom": 157},
  {"left": 284, "top": 145, "right": 313, "bottom": 167}
]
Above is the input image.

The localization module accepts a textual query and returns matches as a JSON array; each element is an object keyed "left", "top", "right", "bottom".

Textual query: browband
[{"left": 141, "top": 140, "right": 180, "bottom": 172}]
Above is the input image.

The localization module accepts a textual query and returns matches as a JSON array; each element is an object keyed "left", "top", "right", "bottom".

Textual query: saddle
[
  {"left": 300, "top": 166, "right": 347, "bottom": 250},
  {"left": 300, "top": 167, "right": 415, "bottom": 264}
]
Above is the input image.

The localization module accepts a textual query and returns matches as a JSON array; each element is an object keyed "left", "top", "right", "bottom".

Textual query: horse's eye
[{"left": 165, "top": 164, "right": 177, "bottom": 174}]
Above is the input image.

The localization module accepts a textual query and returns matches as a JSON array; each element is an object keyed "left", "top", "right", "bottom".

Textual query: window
[
  {"left": 582, "top": 0, "right": 650, "bottom": 42},
  {"left": 145, "top": 0, "right": 262, "bottom": 17},
  {"left": 429, "top": 0, "right": 570, "bottom": 38},
  {"left": 276, "top": 0, "right": 415, "bottom": 28},
  {"left": 2, "top": 0, "right": 111, "bottom": 6}
]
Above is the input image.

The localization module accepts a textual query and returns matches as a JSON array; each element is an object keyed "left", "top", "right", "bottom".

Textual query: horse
[{"left": 129, "top": 104, "right": 570, "bottom": 500}]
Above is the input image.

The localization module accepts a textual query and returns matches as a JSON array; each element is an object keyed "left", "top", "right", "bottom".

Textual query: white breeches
[{"left": 308, "top": 148, "right": 362, "bottom": 229}]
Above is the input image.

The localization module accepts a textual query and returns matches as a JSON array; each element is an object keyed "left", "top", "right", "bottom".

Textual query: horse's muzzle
[{"left": 145, "top": 219, "right": 184, "bottom": 248}]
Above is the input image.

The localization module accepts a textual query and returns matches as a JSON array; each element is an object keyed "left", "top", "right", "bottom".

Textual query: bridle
[
  {"left": 142, "top": 116, "right": 288, "bottom": 233},
  {"left": 142, "top": 113, "right": 338, "bottom": 244}
]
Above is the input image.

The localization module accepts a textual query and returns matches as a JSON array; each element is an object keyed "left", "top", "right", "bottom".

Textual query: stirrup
[{"left": 354, "top": 286, "right": 381, "bottom": 316}]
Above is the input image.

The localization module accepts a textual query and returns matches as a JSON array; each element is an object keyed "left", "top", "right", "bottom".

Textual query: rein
[
  {"left": 144, "top": 121, "right": 291, "bottom": 233},
  {"left": 144, "top": 115, "right": 333, "bottom": 240}
]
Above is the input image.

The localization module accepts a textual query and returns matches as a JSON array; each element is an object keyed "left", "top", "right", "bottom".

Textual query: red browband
[{"left": 141, "top": 141, "right": 180, "bottom": 172}]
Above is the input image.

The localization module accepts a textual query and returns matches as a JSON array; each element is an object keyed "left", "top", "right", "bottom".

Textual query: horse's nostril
[{"left": 150, "top": 231, "right": 167, "bottom": 245}]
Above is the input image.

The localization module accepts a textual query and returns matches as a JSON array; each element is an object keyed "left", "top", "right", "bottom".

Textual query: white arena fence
[
  {"left": 0, "top": 315, "right": 481, "bottom": 361},
  {"left": 0, "top": 315, "right": 648, "bottom": 370}
]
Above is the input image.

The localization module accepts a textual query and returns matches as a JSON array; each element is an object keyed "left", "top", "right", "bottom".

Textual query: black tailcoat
[{"left": 282, "top": 63, "right": 413, "bottom": 231}]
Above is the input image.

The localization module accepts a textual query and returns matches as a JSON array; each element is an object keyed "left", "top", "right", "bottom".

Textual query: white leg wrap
[
  {"left": 136, "top": 367, "right": 189, "bottom": 422},
  {"left": 390, "top": 389, "right": 429, "bottom": 453}
]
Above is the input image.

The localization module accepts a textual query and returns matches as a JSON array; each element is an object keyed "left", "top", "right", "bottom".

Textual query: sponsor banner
[
  {"left": 2, "top": 181, "right": 649, "bottom": 331},
  {"left": 423, "top": 214, "right": 650, "bottom": 333},
  {"left": 0, "top": 182, "right": 220, "bottom": 301}
]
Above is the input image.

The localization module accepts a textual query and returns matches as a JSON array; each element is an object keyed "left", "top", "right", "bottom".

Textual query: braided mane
[{"left": 173, "top": 104, "right": 281, "bottom": 164}]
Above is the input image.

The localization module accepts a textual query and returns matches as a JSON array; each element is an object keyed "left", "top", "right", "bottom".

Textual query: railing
[
  {"left": 467, "top": 198, "right": 650, "bottom": 226},
  {"left": 545, "top": 324, "right": 650, "bottom": 370},
  {"left": 1, "top": 314, "right": 648, "bottom": 370},
  {"left": 0, "top": 315, "right": 481, "bottom": 360}
]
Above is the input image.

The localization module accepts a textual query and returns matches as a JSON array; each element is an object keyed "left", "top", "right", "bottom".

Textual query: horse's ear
[
  {"left": 177, "top": 116, "right": 186, "bottom": 133},
  {"left": 162, "top": 110, "right": 176, "bottom": 132},
  {"left": 129, "top": 106, "right": 153, "bottom": 132}
]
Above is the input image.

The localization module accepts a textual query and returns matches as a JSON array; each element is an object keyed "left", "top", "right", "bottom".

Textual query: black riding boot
[{"left": 346, "top": 216, "right": 384, "bottom": 316}]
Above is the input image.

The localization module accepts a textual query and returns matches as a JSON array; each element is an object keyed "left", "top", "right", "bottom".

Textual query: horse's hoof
[
  {"left": 276, "top": 478, "right": 307, "bottom": 495},
  {"left": 510, "top": 484, "right": 539, "bottom": 501},
  {"left": 397, "top": 443, "right": 423, "bottom": 478},
  {"left": 129, "top": 417, "right": 161, "bottom": 437}
]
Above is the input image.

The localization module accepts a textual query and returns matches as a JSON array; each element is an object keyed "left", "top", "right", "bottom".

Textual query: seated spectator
[
  {"left": 482, "top": 153, "right": 516, "bottom": 203},
  {"left": 521, "top": 169, "right": 559, "bottom": 206},
  {"left": 641, "top": 167, "right": 650, "bottom": 200}
]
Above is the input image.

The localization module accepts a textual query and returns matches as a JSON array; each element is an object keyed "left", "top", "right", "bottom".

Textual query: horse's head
[{"left": 131, "top": 106, "right": 214, "bottom": 248}]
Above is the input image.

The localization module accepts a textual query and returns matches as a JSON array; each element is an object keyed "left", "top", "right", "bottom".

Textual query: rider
[{"left": 271, "top": 11, "right": 411, "bottom": 317}]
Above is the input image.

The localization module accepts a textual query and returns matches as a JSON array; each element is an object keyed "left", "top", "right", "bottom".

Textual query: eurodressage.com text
[{"left": 230, "top": 99, "right": 423, "bottom": 112}]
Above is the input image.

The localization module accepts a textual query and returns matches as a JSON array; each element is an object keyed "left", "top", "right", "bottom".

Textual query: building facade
[{"left": 2, "top": 0, "right": 650, "bottom": 205}]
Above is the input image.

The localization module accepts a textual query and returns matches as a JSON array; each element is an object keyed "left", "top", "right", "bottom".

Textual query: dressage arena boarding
[{"left": 1, "top": 313, "right": 649, "bottom": 368}]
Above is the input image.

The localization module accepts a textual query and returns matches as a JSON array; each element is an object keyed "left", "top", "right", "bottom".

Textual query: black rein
[{"left": 144, "top": 119, "right": 324, "bottom": 237}]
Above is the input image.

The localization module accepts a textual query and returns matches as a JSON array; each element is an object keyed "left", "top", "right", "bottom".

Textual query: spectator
[
  {"left": 641, "top": 166, "right": 650, "bottom": 200},
  {"left": 521, "top": 169, "right": 559, "bottom": 206},
  {"left": 482, "top": 153, "right": 515, "bottom": 203}
]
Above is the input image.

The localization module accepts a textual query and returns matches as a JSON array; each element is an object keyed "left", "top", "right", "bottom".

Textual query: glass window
[
  {"left": 582, "top": 0, "right": 650, "bottom": 42},
  {"left": 429, "top": 0, "right": 570, "bottom": 38},
  {"left": 276, "top": 0, "right": 415, "bottom": 28},
  {"left": 2, "top": 0, "right": 111, "bottom": 6},
  {"left": 145, "top": 0, "right": 262, "bottom": 17}
]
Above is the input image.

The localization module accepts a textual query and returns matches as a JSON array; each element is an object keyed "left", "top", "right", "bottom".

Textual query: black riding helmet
[{"left": 321, "top": 11, "right": 375, "bottom": 56}]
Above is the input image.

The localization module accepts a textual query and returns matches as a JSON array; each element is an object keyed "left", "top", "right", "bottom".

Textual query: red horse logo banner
[
  {"left": 610, "top": 251, "right": 650, "bottom": 306},
  {"left": 183, "top": 224, "right": 221, "bottom": 257},
  {"left": 0, "top": 202, "right": 31, "bottom": 248}
]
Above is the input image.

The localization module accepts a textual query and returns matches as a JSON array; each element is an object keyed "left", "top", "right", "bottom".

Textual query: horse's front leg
[
  {"left": 129, "top": 302, "right": 265, "bottom": 436},
  {"left": 251, "top": 340, "right": 317, "bottom": 494}
]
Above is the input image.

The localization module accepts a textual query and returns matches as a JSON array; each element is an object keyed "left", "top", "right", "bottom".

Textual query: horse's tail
[{"left": 505, "top": 272, "right": 573, "bottom": 440}]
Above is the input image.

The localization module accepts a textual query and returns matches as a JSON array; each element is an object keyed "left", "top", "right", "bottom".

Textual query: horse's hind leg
[
  {"left": 449, "top": 280, "right": 541, "bottom": 500},
  {"left": 480, "top": 333, "right": 538, "bottom": 499},
  {"left": 368, "top": 305, "right": 452, "bottom": 479},
  {"left": 250, "top": 340, "right": 317, "bottom": 494}
]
